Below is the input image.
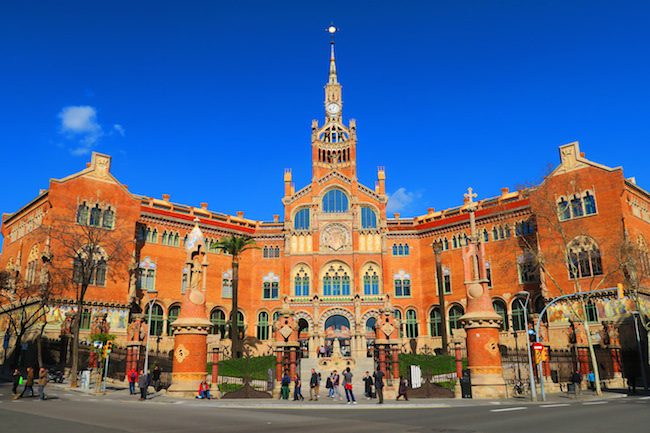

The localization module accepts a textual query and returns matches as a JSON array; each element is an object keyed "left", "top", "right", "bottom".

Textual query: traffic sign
[{"left": 532, "top": 342, "right": 544, "bottom": 351}]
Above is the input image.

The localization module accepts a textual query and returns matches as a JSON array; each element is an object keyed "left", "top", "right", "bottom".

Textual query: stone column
[
  {"left": 577, "top": 347, "right": 590, "bottom": 375},
  {"left": 168, "top": 221, "right": 213, "bottom": 397},
  {"left": 211, "top": 347, "right": 220, "bottom": 385},
  {"left": 454, "top": 339, "right": 463, "bottom": 379},
  {"left": 391, "top": 347, "right": 399, "bottom": 380},
  {"left": 378, "top": 345, "right": 387, "bottom": 376},
  {"left": 459, "top": 188, "right": 506, "bottom": 398}
]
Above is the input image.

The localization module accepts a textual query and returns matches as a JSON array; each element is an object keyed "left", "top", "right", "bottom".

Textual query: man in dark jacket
[
  {"left": 138, "top": 369, "right": 150, "bottom": 401},
  {"left": 570, "top": 371, "right": 582, "bottom": 396},
  {"left": 12, "top": 369, "right": 21, "bottom": 395},
  {"left": 363, "top": 371, "right": 374, "bottom": 399},
  {"left": 309, "top": 368, "right": 319, "bottom": 401},
  {"left": 373, "top": 367, "right": 384, "bottom": 404},
  {"left": 152, "top": 364, "right": 162, "bottom": 392}
]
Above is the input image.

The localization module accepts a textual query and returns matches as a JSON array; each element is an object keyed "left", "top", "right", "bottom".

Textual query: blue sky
[{"left": 2, "top": 1, "right": 650, "bottom": 228}]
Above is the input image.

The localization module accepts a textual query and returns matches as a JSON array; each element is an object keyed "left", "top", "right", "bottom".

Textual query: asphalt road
[{"left": 1, "top": 385, "right": 648, "bottom": 433}]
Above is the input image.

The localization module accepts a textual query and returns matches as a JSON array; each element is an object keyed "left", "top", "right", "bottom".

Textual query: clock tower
[{"left": 311, "top": 27, "right": 357, "bottom": 180}]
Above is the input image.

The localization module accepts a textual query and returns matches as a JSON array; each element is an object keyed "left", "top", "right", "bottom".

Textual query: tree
[
  {"left": 214, "top": 235, "right": 257, "bottom": 359},
  {"left": 523, "top": 175, "right": 625, "bottom": 396},
  {"left": 0, "top": 246, "right": 55, "bottom": 369},
  {"left": 46, "top": 217, "right": 130, "bottom": 387}
]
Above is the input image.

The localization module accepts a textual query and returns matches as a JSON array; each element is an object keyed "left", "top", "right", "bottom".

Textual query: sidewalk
[{"left": 46, "top": 381, "right": 630, "bottom": 409}]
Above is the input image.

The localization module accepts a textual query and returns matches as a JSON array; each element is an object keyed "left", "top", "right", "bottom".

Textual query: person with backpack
[
  {"left": 570, "top": 370, "right": 582, "bottom": 396},
  {"left": 330, "top": 370, "right": 342, "bottom": 400},
  {"left": 293, "top": 373, "right": 304, "bottom": 401},
  {"left": 309, "top": 368, "right": 319, "bottom": 401},
  {"left": 152, "top": 364, "right": 162, "bottom": 392},
  {"left": 127, "top": 368, "right": 138, "bottom": 395},
  {"left": 326, "top": 373, "right": 334, "bottom": 397}
]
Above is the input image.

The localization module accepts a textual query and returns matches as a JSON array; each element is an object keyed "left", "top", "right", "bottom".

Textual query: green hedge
[
  {"left": 398, "top": 354, "right": 467, "bottom": 378},
  {"left": 208, "top": 356, "right": 275, "bottom": 380}
]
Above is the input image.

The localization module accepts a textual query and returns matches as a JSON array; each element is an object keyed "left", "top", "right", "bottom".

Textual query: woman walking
[
  {"left": 37, "top": 367, "right": 48, "bottom": 400},
  {"left": 342, "top": 367, "right": 356, "bottom": 404},
  {"left": 19, "top": 367, "right": 35, "bottom": 398},
  {"left": 293, "top": 374, "right": 304, "bottom": 401},
  {"left": 396, "top": 376, "right": 409, "bottom": 401}
]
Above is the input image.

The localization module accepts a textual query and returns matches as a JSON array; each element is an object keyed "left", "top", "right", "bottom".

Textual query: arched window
[
  {"left": 173, "top": 233, "right": 180, "bottom": 247},
  {"left": 89, "top": 205, "right": 102, "bottom": 227},
  {"left": 361, "top": 206, "right": 377, "bottom": 229},
  {"left": 442, "top": 267, "right": 452, "bottom": 294},
  {"left": 394, "top": 271, "right": 411, "bottom": 297},
  {"left": 146, "top": 304, "right": 164, "bottom": 336},
  {"left": 167, "top": 305, "right": 180, "bottom": 336},
  {"left": 294, "top": 266, "right": 310, "bottom": 297},
  {"left": 322, "top": 263, "right": 351, "bottom": 296},
  {"left": 557, "top": 197, "right": 571, "bottom": 221},
  {"left": 448, "top": 304, "right": 464, "bottom": 332},
  {"left": 452, "top": 236, "right": 458, "bottom": 249},
  {"left": 210, "top": 308, "right": 226, "bottom": 336},
  {"left": 586, "top": 300, "right": 598, "bottom": 323},
  {"left": 584, "top": 191, "right": 597, "bottom": 215},
  {"left": 365, "top": 317, "right": 377, "bottom": 337},
  {"left": 570, "top": 195, "right": 584, "bottom": 218},
  {"left": 483, "top": 229, "right": 489, "bottom": 243},
  {"left": 263, "top": 246, "right": 269, "bottom": 258},
  {"left": 504, "top": 225, "right": 511, "bottom": 238},
  {"left": 162, "top": 231, "right": 169, "bottom": 246},
  {"left": 429, "top": 307, "right": 442, "bottom": 337},
  {"left": 25, "top": 245, "right": 39, "bottom": 285},
  {"left": 639, "top": 236, "right": 650, "bottom": 275},
  {"left": 404, "top": 244, "right": 410, "bottom": 255},
  {"left": 362, "top": 266, "right": 380, "bottom": 295},
  {"left": 102, "top": 207, "right": 114, "bottom": 229},
  {"left": 567, "top": 236, "right": 603, "bottom": 279},
  {"left": 492, "top": 227, "right": 499, "bottom": 241},
  {"left": 138, "top": 257, "right": 156, "bottom": 291},
  {"left": 492, "top": 299, "right": 508, "bottom": 331},
  {"left": 294, "top": 208, "right": 310, "bottom": 230},
  {"left": 406, "top": 309, "right": 418, "bottom": 338},
  {"left": 392, "top": 244, "right": 398, "bottom": 255},
  {"left": 512, "top": 299, "right": 526, "bottom": 331},
  {"left": 393, "top": 309, "right": 403, "bottom": 338},
  {"left": 485, "top": 262, "right": 492, "bottom": 287},
  {"left": 94, "top": 259, "right": 107, "bottom": 286},
  {"left": 77, "top": 202, "right": 89, "bottom": 225},
  {"left": 322, "top": 189, "right": 349, "bottom": 213},
  {"left": 257, "top": 312, "right": 270, "bottom": 340},
  {"left": 443, "top": 237, "right": 449, "bottom": 250}
]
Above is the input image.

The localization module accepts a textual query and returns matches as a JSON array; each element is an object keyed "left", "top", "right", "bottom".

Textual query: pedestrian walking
[
  {"left": 342, "top": 367, "right": 356, "bottom": 404},
  {"left": 37, "top": 367, "right": 48, "bottom": 400},
  {"left": 570, "top": 370, "right": 582, "bottom": 396},
  {"left": 11, "top": 368, "right": 21, "bottom": 395},
  {"left": 19, "top": 367, "right": 35, "bottom": 398},
  {"left": 587, "top": 371, "right": 596, "bottom": 391},
  {"left": 396, "top": 376, "right": 409, "bottom": 401},
  {"left": 152, "top": 364, "right": 162, "bottom": 392},
  {"left": 127, "top": 368, "right": 138, "bottom": 395},
  {"left": 138, "top": 369, "right": 150, "bottom": 400},
  {"left": 309, "top": 368, "right": 320, "bottom": 401},
  {"left": 319, "top": 345, "right": 326, "bottom": 358},
  {"left": 331, "top": 370, "right": 342, "bottom": 400},
  {"left": 326, "top": 373, "right": 334, "bottom": 397},
  {"left": 363, "top": 371, "right": 373, "bottom": 399},
  {"left": 293, "top": 374, "right": 304, "bottom": 401},
  {"left": 373, "top": 367, "right": 385, "bottom": 404},
  {"left": 280, "top": 370, "right": 291, "bottom": 400}
]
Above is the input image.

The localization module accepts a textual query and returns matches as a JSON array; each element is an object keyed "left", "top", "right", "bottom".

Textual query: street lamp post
[
  {"left": 515, "top": 291, "right": 537, "bottom": 401},
  {"left": 432, "top": 240, "right": 448, "bottom": 355},
  {"left": 143, "top": 288, "right": 158, "bottom": 376},
  {"left": 632, "top": 311, "right": 649, "bottom": 392}
]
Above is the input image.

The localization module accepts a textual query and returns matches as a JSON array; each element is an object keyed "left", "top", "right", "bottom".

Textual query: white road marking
[
  {"left": 640, "top": 396, "right": 650, "bottom": 400},
  {"left": 490, "top": 407, "right": 527, "bottom": 412},
  {"left": 582, "top": 401, "right": 608, "bottom": 405},
  {"left": 541, "top": 403, "right": 570, "bottom": 408}
]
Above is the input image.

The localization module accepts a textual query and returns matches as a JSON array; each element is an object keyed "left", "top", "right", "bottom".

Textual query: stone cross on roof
[{"left": 464, "top": 187, "right": 477, "bottom": 204}]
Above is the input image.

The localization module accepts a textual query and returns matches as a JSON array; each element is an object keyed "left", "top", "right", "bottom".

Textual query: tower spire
[{"left": 328, "top": 24, "right": 338, "bottom": 84}]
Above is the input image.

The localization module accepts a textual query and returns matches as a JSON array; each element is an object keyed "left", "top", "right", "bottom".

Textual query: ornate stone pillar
[
  {"left": 378, "top": 345, "right": 386, "bottom": 376},
  {"left": 211, "top": 346, "right": 220, "bottom": 385},
  {"left": 391, "top": 347, "right": 399, "bottom": 380},
  {"left": 577, "top": 347, "right": 590, "bottom": 375},
  {"left": 168, "top": 220, "right": 213, "bottom": 397},
  {"left": 459, "top": 188, "right": 506, "bottom": 398},
  {"left": 125, "top": 313, "right": 147, "bottom": 378}
]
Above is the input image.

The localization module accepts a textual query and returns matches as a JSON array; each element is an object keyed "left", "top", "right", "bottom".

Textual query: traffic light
[
  {"left": 106, "top": 341, "right": 113, "bottom": 353},
  {"left": 616, "top": 283, "right": 625, "bottom": 300}
]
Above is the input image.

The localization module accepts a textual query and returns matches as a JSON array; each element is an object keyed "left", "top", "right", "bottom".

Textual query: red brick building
[{"left": 2, "top": 41, "right": 649, "bottom": 382}]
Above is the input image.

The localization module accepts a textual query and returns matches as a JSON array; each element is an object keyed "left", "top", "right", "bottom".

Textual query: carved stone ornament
[
  {"left": 380, "top": 322, "right": 395, "bottom": 338},
  {"left": 279, "top": 325, "right": 293, "bottom": 340},
  {"left": 321, "top": 223, "right": 350, "bottom": 252},
  {"left": 175, "top": 344, "right": 189, "bottom": 363}
]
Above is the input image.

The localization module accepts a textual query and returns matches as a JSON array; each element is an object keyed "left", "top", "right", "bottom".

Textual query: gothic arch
[
  {"left": 318, "top": 307, "right": 356, "bottom": 333},
  {"left": 360, "top": 309, "right": 379, "bottom": 330},
  {"left": 294, "top": 310, "right": 315, "bottom": 330}
]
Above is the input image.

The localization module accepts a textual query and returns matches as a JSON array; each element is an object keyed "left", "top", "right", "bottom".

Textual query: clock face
[{"left": 326, "top": 103, "right": 340, "bottom": 114}]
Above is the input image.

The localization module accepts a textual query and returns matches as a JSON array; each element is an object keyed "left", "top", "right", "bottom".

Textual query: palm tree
[{"left": 214, "top": 235, "right": 257, "bottom": 359}]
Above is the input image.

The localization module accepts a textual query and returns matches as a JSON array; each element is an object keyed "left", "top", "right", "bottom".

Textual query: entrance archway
[{"left": 324, "top": 315, "right": 351, "bottom": 356}]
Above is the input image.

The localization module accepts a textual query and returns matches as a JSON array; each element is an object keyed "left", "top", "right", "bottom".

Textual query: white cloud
[
  {"left": 112, "top": 124, "right": 125, "bottom": 136},
  {"left": 387, "top": 187, "right": 422, "bottom": 214},
  {"left": 57, "top": 105, "right": 124, "bottom": 155}
]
